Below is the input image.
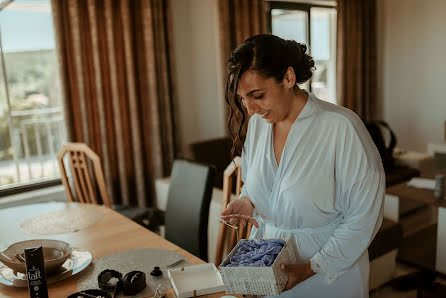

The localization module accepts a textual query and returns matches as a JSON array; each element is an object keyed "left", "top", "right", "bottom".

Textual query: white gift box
[
  {"left": 218, "top": 239, "right": 295, "bottom": 296},
  {"left": 167, "top": 263, "right": 225, "bottom": 298}
]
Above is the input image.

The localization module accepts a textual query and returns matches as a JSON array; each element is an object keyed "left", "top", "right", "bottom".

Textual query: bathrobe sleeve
[{"left": 309, "top": 115, "right": 385, "bottom": 283}]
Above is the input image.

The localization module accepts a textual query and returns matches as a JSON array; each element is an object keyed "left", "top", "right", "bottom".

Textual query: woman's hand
[
  {"left": 280, "top": 261, "right": 316, "bottom": 291},
  {"left": 220, "top": 196, "right": 259, "bottom": 229}
]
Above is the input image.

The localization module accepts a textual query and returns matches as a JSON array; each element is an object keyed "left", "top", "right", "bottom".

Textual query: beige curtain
[
  {"left": 218, "top": 0, "right": 267, "bottom": 69},
  {"left": 51, "top": 0, "right": 176, "bottom": 207},
  {"left": 218, "top": 0, "right": 267, "bottom": 134},
  {"left": 337, "top": 0, "right": 378, "bottom": 121}
]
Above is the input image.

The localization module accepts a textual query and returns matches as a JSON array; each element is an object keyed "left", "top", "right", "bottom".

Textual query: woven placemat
[
  {"left": 77, "top": 248, "right": 189, "bottom": 297},
  {"left": 19, "top": 203, "right": 107, "bottom": 235}
]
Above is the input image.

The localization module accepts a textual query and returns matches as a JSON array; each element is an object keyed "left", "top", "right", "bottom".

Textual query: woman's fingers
[
  {"left": 230, "top": 219, "right": 249, "bottom": 230},
  {"left": 220, "top": 204, "right": 233, "bottom": 216},
  {"left": 249, "top": 218, "right": 259, "bottom": 228},
  {"left": 279, "top": 263, "right": 314, "bottom": 291},
  {"left": 229, "top": 218, "right": 239, "bottom": 225},
  {"left": 280, "top": 264, "right": 293, "bottom": 272},
  {"left": 228, "top": 217, "right": 258, "bottom": 229},
  {"left": 220, "top": 199, "right": 258, "bottom": 228},
  {"left": 280, "top": 264, "right": 293, "bottom": 290},
  {"left": 239, "top": 220, "right": 246, "bottom": 230},
  {"left": 225, "top": 214, "right": 259, "bottom": 228}
]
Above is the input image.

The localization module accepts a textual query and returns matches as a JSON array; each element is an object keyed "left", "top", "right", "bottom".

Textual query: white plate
[{"left": 0, "top": 248, "right": 92, "bottom": 287}]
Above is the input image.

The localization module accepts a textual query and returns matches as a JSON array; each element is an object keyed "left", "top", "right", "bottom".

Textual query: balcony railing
[{"left": 0, "top": 107, "right": 66, "bottom": 188}]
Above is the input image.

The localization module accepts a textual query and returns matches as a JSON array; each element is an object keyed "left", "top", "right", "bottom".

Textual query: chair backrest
[
  {"left": 164, "top": 159, "right": 216, "bottom": 261},
  {"left": 189, "top": 137, "right": 233, "bottom": 189},
  {"left": 435, "top": 152, "right": 446, "bottom": 170},
  {"left": 214, "top": 157, "right": 252, "bottom": 266},
  {"left": 57, "top": 142, "right": 111, "bottom": 208}
]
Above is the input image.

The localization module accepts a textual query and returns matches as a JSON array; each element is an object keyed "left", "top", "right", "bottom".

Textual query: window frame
[
  {"left": 0, "top": 0, "right": 64, "bottom": 197},
  {"left": 0, "top": 1, "right": 13, "bottom": 11},
  {"left": 0, "top": 179, "right": 61, "bottom": 197},
  {"left": 266, "top": 1, "right": 336, "bottom": 94}
]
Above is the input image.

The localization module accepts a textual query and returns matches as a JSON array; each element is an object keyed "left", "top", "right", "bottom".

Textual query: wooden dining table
[{"left": 0, "top": 201, "right": 237, "bottom": 298}]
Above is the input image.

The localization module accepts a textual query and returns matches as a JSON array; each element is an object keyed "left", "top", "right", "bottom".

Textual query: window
[
  {"left": 267, "top": 1, "right": 337, "bottom": 104},
  {"left": 0, "top": 0, "right": 65, "bottom": 193}
]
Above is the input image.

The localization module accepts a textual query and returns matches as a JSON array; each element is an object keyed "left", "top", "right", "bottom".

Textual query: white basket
[{"left": 218, "top": 239, "right": 295, "bottom": 296}]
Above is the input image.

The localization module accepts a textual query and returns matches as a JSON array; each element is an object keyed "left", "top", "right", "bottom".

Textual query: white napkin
[{"left": 407, "top": 178, "right": 436, "bottom": 190}]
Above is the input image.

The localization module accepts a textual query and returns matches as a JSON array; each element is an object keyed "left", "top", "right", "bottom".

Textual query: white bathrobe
[{"left": 242, "top": 92, "right": 385, "bottom": 297}]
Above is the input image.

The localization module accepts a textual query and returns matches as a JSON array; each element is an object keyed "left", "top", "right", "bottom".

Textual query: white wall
[
  {"left": 170, "top": 0, "right": 446, "bottom": 154},
  {"left": 378, "top": 0, "right": 446, "bottom": 152},
  {"left": 170, "top": 0, "right": 226, "bottom": 157}
]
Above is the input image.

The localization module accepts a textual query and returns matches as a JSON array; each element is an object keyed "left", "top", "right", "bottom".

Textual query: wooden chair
[
  {"left": 214, "top": 156, "right": 252, "bottom": 266},
  {"left": 57, "top": 142, "right": 111, "bottom": 208}
]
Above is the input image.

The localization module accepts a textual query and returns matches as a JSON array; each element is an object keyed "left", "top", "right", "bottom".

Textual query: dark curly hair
[{"left": 225, "top": 34, "right": 315, "bottom": 157}]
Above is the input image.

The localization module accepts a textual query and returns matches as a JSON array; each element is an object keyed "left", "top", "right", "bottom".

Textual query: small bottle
[
  {"left": 434, "top": 175, "right": 445, "bottom": 199},
  {"left": 24, "top": 246, "right": 49, "bottom": 298}
]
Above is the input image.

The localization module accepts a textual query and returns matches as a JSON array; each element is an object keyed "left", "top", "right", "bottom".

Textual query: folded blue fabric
[{"left": 224, "top": 239, "right": 285, "bottom": 267}]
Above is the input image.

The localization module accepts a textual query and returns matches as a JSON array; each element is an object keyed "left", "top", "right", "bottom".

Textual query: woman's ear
[{"left": 282, "top": 66, "right": 296, "bottom": 88}]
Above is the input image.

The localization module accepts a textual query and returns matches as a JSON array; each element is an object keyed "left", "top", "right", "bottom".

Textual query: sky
[
  {"left": 0, "top": 0, "right": 55, "bottom": 53},
  {"left": 272, "top": 8, "right": 335, "bottom": 60}
]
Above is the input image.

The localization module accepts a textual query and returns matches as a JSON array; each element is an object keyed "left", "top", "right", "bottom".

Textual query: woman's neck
[{"left": 281, "top": 88, "right": 308, "bottom": 125}]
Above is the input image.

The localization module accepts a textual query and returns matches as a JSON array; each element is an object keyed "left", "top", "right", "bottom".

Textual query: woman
[{"left": 221, "top": 34, "right": 385, "bottom": 297}]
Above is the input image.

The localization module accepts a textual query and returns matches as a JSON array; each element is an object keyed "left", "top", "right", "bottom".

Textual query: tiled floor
[{"left": 370, "top": 262, "right": 446, "bottom": 298}]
